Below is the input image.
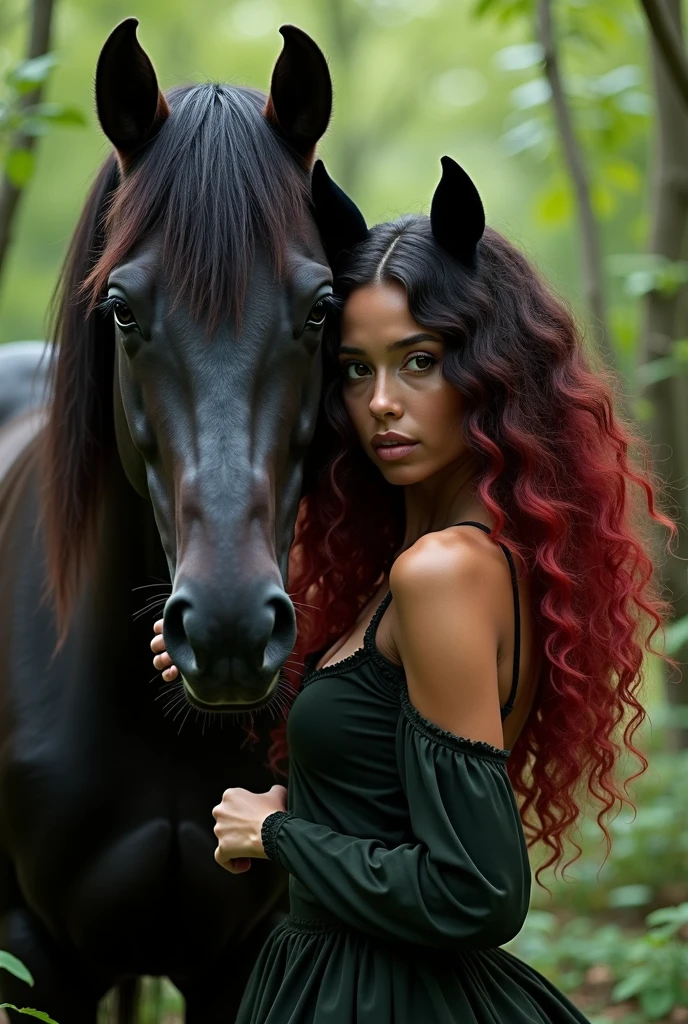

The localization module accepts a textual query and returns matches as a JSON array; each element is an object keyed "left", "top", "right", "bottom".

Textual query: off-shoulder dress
[{"left": 235, "top": 522, "right": 591, "bottom": 1023}]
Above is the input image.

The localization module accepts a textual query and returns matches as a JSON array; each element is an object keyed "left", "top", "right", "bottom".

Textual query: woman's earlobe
[{"left": 430, "top": 156, "right": 485, "bottom": 269}]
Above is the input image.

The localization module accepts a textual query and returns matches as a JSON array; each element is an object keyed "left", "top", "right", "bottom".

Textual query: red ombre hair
[{"left": 268, "top": 216, "right": 678, "bottom": 891}]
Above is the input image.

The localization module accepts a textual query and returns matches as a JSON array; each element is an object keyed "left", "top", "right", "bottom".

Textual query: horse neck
[{"left": 82, "top": 452, "right": 169, "bottom": 692}]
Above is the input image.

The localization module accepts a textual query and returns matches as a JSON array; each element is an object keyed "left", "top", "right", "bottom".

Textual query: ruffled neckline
[
  {"left": 300, "top": 591, "right": 511, "bottom": 763},
  {"left": 301, "top": 590, "right": 397, "bottom": 684}
]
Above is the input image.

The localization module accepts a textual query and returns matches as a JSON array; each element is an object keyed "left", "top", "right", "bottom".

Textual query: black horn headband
[{"left": 311, "top": 156, "right": 485, "bottom": 269}]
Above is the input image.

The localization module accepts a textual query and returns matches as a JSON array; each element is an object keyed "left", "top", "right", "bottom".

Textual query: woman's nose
[{"left": 368, "top": 370, "right": 403, "bottom": 417}]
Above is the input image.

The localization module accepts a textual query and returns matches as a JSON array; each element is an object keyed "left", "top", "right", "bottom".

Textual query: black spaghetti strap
[{"left": 452, "top": 522, "right": 521, "bottom": 721}]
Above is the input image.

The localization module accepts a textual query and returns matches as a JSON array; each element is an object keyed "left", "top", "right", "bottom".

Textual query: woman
[{"left": 151, "top": 157, "right": 676, "bottom": 1022}]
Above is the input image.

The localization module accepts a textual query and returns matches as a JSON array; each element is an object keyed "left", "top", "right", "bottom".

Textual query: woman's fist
[
  {"left": 212, "top": 784, "right": 288, "bottom": 874},
  {"left": 151, "top": 619, "right": 178, "bottom": 681}
]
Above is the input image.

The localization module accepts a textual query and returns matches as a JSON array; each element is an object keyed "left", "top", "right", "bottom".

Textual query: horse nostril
[
  {"left": 261, "top": 590, "right": 297, "bottom": 674},
  {"left": 163, "top": 593, "right": 199, "bottom": 675},
  {"left": 162, "top": 584, "right": 296, "bottom": 694}
]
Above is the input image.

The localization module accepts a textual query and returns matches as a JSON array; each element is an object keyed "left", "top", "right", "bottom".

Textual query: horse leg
[
  {"left": 0, "top": 908, "right": 109, "bottom": 1024},
  {"left": 175, "top": 908, "right": 287, "bottom": 1023}
]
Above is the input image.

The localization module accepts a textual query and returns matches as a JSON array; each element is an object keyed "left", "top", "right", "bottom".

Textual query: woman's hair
[{"left": 269, "top": 213, "right": 678, "bottom": 891}]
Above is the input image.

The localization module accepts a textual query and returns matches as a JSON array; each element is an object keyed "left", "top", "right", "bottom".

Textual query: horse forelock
[{"left": 82, "top": 82, "right": 312, "bottom": 336}]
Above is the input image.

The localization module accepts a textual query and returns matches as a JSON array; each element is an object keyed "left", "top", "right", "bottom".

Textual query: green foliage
[
  {"left": 505, "top": 904, "right": 688, "bottom": 1021},
  {"left": 665, "top": 615, "right": 688, "bottom": 658},
  {"left": 472, "top": 0, "right": 533, "bottom": 23},
  {"left": 0, "top": 950, "right": 59, "bottom": 1023},
  {"left": 633, "top": 339, "right": 688, "bottom": 389},
  {"left": 607, "top": 253, "right": 688, "bottom": 300},
  {"left": 530, "top": 750, "right": 688, "bottom": 917},
  {"left": 0, "top": 0, "right": 644, "bottom": 345},
  {"left": 4, "top": 148, "right": 34, "bottom": 187},
  {"left": 0, "top": 1008, "right": 59, "bottom": 1023},
  {"left": 0, "top": 951, "right": 33, "bottom": 986},
  {"left": 0, "top": 49, "right": 86, "bottom": 190}
]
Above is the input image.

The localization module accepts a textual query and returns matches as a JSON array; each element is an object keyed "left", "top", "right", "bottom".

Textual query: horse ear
[
  {"left": 311, "top": 160, "right": 369, "bottom": 266},
  {"left": 264, "top": 26, "right": 332, "bottom": 165},
  {"left": 95, "top": 18, "right": 170, "bottom": 169},
  {"left": 430, "top": 156, "right": 485, "bottom": 269}
]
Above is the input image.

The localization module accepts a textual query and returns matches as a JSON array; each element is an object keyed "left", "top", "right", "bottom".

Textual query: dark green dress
[{"left": 236, "top": 522, "right": 591, "bottom": 1023}]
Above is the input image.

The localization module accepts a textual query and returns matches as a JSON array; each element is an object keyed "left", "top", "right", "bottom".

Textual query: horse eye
[
  {"left": 113, "top": 300, "right": 137, "bottom": 330},
  {"left": 305, "top": 299, "right": 327, "bottom": 329}
]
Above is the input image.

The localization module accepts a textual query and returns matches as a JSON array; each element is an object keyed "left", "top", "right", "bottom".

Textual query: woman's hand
[
  {"left": 151, "top": 619, "right": 287, "bottom": 873},
  {"left": 212, "top": 785, "right": 288, "bottom": 874},
  {"left": 151, "top": 619, "right": 178, "bottom": 681}
]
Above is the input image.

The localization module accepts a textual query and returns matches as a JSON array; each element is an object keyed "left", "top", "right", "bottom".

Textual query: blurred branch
[
  {"left": 0, "top": 0, "right": 56, "bottom": 293},
  {"left": 639, "top": 0, "right": 688, "bottom": 112},
  {"left": 537, "top": 0, "right": 613, "bottom": 365}
]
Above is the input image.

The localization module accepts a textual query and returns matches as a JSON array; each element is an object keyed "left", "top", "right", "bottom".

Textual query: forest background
[{"left": 0, "top": 0, "right": 687, "bottom": 1021}]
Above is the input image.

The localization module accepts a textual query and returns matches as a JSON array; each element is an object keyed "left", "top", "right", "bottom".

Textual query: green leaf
[
  {"left": 510, "top": 78, "right": 551, "bottom": 110},
  {"left": 607, "top": 884, "right": 653, "bottom": 909},
  {"left": 16, "top": 120, "right": 50, "bottom": 138},
  {"left": 0, "top": 951, "right": 34, "bottom": 986},
  {"left": 5, "top": 149, "right": 35, "bottom": 188},
  {"left": 612, "top": 965, "right": 654, "bottom": 1001},
  {"left": 471, "top": 0, "right": 532, "bottom": 23},
  {"left": 664, "top": 616, "right": 688, "bottom": 655},
  {"left": 625, "top": 270, "right": 658, "bottom": 297},
  {"left": 501, "top": 118, "right": 547, "bottom": 155},
  {"left": 493, "top": 43, "right": 544, "bottom": 71},
  {"left": 646, "top": 902, "right": 688, "bottom": 929},
  {"left": 635, "top": 356, "right": 679, "bottom": 388},
  {"left": 0, "top": 1006, "right": 58, "bottom": 1023},
  {"left": 607, "top": 253, "right": 688, "bottom": 297},
  {"left": 594, "top": 65, "right": 642, "bottom": 97},
  {"left": 6, "top": 53, "right": 58, "bottom": 94},
  {"left": 22, "top": 103, "right": 87, "bottom": 127},
  {"left": 643, "top": 703, "right": 688, "bottom": 728},
  {"left": 639, "top": 986, "right": 675, "bottom": 1019}
]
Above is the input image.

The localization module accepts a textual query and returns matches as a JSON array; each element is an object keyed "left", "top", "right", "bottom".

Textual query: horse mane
[{"left": 41, "top": 84, "right": 312, "bottom": 646}]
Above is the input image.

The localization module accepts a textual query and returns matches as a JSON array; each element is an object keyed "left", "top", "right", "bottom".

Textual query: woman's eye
[
  {"left": 305, "top": 299, "right": 328, "bottom": 329},
  {"left": 406, "top": 354, "right": 435, "bottom": 372},
  {"left": 342, "top": 362, "right": 370, "bottom": 380},
  {"left": 113, "top": 300, "right": 137, "bottom": 330}
]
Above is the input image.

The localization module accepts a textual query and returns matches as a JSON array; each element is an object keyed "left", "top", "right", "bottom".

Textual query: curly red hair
[{"left": 262, "top": 218, "right": 678, "bottom": 891}]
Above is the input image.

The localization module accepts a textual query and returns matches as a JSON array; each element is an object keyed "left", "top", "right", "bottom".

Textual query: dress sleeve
[{"left": 261, "top": 693, "right": 531, "bottom": 950}]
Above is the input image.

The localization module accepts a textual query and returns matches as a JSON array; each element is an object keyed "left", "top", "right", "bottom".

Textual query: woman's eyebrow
[{"left": 338, "top": 333, "right": 440, "bottom": 356}]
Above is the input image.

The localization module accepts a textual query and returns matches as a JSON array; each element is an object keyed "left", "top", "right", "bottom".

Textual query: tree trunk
[
  {"left": 537, "top": 0, "right": 614, "bottom": 368},
  {"left": 641, "top": 0, "right": 688, "bottom": 750},
  {"left": 640, "top": 0, "right": 688, "bottom": 112},
  {"left": 0, "top": 0, "right": 56, "bottom": 293}
]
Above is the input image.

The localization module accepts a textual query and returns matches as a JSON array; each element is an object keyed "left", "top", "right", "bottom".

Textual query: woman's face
[{"left": 338, "top": 280, "right": 468, "bottom": 485}]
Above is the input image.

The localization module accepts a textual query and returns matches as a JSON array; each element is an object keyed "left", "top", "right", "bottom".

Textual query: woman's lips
[{"left": 374, "top": 442, "right": 419, "bottom": 461}]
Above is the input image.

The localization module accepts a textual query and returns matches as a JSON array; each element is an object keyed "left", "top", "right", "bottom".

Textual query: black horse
[{"left": 0, "top": 19, "right": 332, "bottom": 1022}]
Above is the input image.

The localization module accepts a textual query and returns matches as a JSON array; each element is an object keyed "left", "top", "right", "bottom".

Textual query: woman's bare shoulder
[{"left": 389, "top": 523, "right": 506, "bottom": 597}]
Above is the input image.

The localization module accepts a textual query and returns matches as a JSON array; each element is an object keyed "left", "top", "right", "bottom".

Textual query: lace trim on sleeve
[
  {"left": 398, "top": 680, "right": 511, "bottom": 763},
  {"left": 261, "top": 810, "right": 292, "bottom": 865}
]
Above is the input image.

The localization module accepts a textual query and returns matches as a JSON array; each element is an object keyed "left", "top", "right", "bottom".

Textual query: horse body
[
  {"left": 0, "top": 20, "right": 333, "bottom": 1021},
  {"left": 0, "top": 342, "right": 50, "bottom": 425},
  {"left": 0, "top": 416, "right": 284, "bottom": 1014}
]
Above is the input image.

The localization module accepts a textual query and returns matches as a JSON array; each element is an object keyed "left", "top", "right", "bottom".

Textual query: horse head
[{"left": 42, "top": 20, "right": 332, "bottom": 711}]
